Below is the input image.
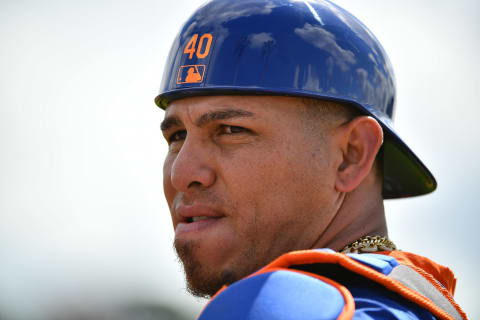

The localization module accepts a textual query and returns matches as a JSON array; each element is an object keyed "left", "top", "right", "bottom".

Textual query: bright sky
[{"left": 1, "top": 0, "right": 479, "bottom": 319}]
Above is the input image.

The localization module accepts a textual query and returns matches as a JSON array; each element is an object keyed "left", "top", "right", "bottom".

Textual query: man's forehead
[
  {"left": 164, "top": 95, "right": 263, "bottom": 116},
  {"left": 161, "top": 96, "right": 273, "bottom": 131},
  {"left": 165, "top": 96, "right": 242, "bottom": 117},
  {"left": 163, "top": 95, "right": 309, "bottom": 118},
  {"left": 163, "top": 96, "right": 253, "bottom": 127}
]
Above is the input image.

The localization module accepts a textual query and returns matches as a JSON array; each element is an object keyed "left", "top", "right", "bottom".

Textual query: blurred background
[{"left": 0, "top": 0, "right": 478, "bottom": 319}]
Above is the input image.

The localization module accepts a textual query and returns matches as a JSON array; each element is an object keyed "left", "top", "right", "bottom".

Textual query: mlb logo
[{"left": 177, "top": 64, "right": 206, "bottom": 84}]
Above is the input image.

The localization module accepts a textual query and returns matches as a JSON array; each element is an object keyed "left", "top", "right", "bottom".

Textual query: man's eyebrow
[
  {"left": 160, "top": 116, "right": 182, "bottom": 131},
  {"left": 161, "top": 108, "right": 255, "bottom": 132},
  {"left": 196, "top": 108, "right": 254, "bottom": 127}
]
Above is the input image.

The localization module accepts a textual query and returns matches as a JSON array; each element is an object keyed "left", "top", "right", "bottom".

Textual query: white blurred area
[{"left": 0, "top": 0, "right": 478, "bottom": 319}]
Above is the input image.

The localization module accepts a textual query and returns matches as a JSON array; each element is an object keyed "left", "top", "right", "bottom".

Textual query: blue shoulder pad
[
  {"left": 346, "top": 253, "right": 399, "bottom": 275},
  {"left": 198, "top": 269, "right": 346, "bottom": 320}
]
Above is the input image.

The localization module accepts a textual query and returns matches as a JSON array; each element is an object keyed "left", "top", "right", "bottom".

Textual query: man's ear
[{"left": 335, "top": 116, "right": 383, "bottom": 193}]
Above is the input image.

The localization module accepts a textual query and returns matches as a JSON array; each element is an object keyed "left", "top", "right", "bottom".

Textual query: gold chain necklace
[{"left": 341, "top": 236, "right": 397, "bottom": 254}]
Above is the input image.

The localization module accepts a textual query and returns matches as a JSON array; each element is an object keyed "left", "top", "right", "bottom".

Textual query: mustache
[{"left": 172, "top": 190, "right": 227, "bottom": 210}]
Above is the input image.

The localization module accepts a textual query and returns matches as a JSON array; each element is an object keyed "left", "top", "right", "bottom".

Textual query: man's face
[{"left": 161, "top": 95, "right": 340, "bottom": 297}]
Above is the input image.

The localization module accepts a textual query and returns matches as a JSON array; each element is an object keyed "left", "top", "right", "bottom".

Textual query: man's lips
[{"left": 175, "top": 204, "right": 225, "bottom": 235}]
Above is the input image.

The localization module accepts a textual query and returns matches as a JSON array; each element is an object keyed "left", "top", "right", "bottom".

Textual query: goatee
[{"left": 174, "top": 238, "right": 237, "bottom": 298}]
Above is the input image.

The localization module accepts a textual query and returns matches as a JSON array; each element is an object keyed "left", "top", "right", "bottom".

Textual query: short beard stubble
[
  {"left": 174, "top": 237, "right": 261, "bottom": 298},
  {"left": 174, "top": 239, "right": 236, "bottom": 298}
]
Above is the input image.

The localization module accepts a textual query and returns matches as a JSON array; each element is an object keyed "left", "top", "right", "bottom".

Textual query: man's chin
[
  {"left": 186, "top": 268, "right": 238, "bottom": 298},
  {"left": 174, "top": 238, "right": 238, "bottom": 298}
]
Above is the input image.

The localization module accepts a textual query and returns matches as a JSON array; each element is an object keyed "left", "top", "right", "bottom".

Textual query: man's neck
[{"left": 311, "top": 176, "right": 387, "bottom": 252}]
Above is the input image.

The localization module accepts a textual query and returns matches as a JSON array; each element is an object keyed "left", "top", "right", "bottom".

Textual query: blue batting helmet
[{"left": 155, "top": 0, "right": 436, "bottom": 198}]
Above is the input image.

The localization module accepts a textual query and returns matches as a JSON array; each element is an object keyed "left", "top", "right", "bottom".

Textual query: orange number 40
[{"left": 183, "top": 33, "right": 213, "bottom": 59}]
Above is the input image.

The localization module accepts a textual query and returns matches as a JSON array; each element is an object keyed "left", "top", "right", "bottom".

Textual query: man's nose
[{"left": 170, "top": 138, "right": 216, "bottom": 192}]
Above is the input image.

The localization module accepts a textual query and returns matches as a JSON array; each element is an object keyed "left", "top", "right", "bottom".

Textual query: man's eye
[
  {"left": 221, "top": 125, "right": 248, "bottom": 134},
  {"left": 168, "top": 130, "right": 186, "bottom": 143}
]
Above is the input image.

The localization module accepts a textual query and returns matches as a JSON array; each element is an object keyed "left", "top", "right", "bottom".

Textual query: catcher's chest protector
[{"left": 197, "top": 250, "right": 467, "bottom": 320}]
